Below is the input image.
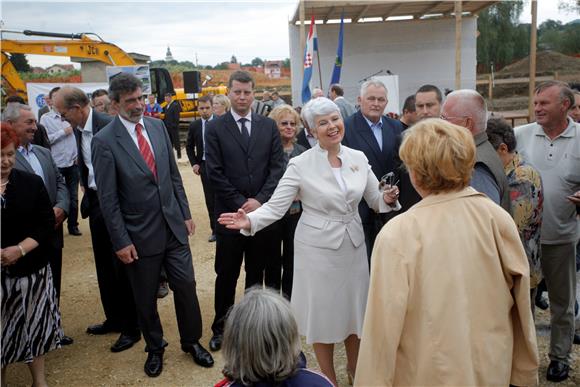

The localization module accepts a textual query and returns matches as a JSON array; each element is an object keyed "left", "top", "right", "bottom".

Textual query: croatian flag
[{"left": 301, "top": 16, "right": 318, "bottom": 104}]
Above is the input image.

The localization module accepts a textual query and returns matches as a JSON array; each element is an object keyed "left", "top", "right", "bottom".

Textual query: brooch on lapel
[{"left": 350, "top": 165, "right": 359, "bottom": 173}]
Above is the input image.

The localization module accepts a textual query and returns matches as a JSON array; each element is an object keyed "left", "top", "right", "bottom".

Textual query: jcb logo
[
  {"left": 180, "top": 100, "right": 195, "bottom": 112},
  {"left": 87, "top": 45, "right": 99, "bottom": 55}
]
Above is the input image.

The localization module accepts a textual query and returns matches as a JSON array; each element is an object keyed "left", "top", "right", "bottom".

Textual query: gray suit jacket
[
  {"left": 334, "top": 97, "right": 356, "bottom": 120},
  {"left": 91, "top": 116, "right": 192, "bottom": 256},
  {"left": 15, "top": 144, "right": 69, "bottom": 248}
]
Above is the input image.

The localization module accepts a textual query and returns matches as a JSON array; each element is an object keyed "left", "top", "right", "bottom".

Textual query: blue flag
[
  {"left": 329, "top": 13, "right": 344, "bottom": 87},
  {"left": 302, "top": 16, "right": 317, "bottom": 104}
]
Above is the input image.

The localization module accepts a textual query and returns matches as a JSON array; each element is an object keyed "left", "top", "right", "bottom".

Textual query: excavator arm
[
  {"left": 1, "top": 52, "right": 28, "bottom": 100},
  {"left": 2, "top": 30, "right": 136, "bottom": 66}
]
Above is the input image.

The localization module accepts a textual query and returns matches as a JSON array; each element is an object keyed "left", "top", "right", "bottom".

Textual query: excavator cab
[{"left": 149, "top": 67, "right": 174, "bottom": 103}]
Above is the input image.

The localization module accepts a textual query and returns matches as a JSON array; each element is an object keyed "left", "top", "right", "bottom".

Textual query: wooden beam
[
  {"left": 382, "top": 3, "right": 402, "bottom": 20},
  {"left": 528, "top": 0, "right": 538, "bottom": 121},
  {"left": 355, "top": 4, "right": 371, "bottom": 22},
  {"left": 455, "top": 1, "right": 462, "bottom": 89},
  {"left": 323, "top": 6, "right": 335, "bottom": 23},
  {"left": 413, "top": 1, "right": 443, "bottom": 19}
]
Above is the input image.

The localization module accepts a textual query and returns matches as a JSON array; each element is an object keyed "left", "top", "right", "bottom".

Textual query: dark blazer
[
  {"left": 1, "top": 169, "right": 55, "bottom": 277},
  {"left": 186, "top": 118, "right": 204, "bottom": 166},
  {"left": 33, "top": 123, "right": 51, "bottom": 150},
  {"left": 74, "top": 110, "right": 113, "bottom": 218},
  {"left": 163, "top": 101, "right": 181, "bottom": 131},
  {"left": 205, "top": 111, "right": 285, "bottom": 234},
  {"left": 91, "top": 116, "right": 192, "bottom": 256},
  {"left": 15, "top": 144, "right": 69, "bottom": 249},
  {"left": 342, "top": 111, "right": 403, "bottom": 224},
  {"left": 296, "top": 129, "right": 312, "bottom": 150}
]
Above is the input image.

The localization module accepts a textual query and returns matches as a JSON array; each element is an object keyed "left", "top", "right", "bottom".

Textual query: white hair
[
  {"left": 445, "top": 89, "right": 488, "bottom": 133},
  {"left": 2, "top": 103, "right": 32, "bottom": 122},
  {"left": 301, "top": 97, "right": 340, "bottom": 129},
  {"left": 360, "top": 77, "right": 388, "bottom": 98}
]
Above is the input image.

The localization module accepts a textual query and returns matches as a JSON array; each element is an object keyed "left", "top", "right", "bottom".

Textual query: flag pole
[{"left": 312, "top": 14, "right": 323, "bottom": 93}]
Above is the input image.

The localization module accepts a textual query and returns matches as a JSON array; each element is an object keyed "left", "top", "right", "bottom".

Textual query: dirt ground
[{"left": 4, "top": 160, "right": 579, "bottom": 386}]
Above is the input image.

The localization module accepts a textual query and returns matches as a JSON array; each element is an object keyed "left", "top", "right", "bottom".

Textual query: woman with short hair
[
  {"left": 356, "top": 119, "right": 539, "bottom": 386},
  {"left": 215, "top": 288, "right": 332, "bottom": 387},
  {"left": 212, "top": 94, "right": 231, "bottom": 116},
  {"left": 1, "top": 122, "right": 63, "bottom": 387},
  {"left": 218, "top": 98, "right": 400, "bottom": 385}
]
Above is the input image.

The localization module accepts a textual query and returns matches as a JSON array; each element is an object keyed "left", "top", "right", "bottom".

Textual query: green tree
[
  {"left": 538, "top": 19, "right": 580, "bottom": 54},
  {"left": 477, "top": 0, "right": 526, "bottom": 72},
  {"left": 251, "top": 57, "right": 264, "bottom": 66},
  {"left": 10, "top": 53, "right": 31, "bottom": 72},
  {"left": 282, "top": 58, "right": 290, "bottom": 68}
]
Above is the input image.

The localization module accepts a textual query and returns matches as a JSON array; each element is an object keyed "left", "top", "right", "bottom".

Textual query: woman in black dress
[{"left": 1, "top": 121, "right": 63, "bottom": 386}]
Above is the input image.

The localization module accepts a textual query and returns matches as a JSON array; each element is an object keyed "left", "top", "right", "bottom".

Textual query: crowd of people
[{"left": 1, "top": 70, "right": 579, "bottom": 386}]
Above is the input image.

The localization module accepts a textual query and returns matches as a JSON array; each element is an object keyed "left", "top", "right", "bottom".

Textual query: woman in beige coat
[
  {"left": 356, "top": 119, "right": 539, "bottom": 386},
  {"left": 218, "top": 97, "right": 400, "bottom": 385}
]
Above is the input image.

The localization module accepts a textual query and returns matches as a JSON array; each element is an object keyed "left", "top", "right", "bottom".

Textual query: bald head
[
  {"left": 441, "top": 89, "right": 487, "bottom": 135},
  {"left": 53, "top": 86, "right": 91, "bottom": 129}
]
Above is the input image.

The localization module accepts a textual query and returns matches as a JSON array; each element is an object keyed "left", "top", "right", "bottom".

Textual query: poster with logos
[{"left": 106, "top": 65, "right": 151, "bottom": 95}]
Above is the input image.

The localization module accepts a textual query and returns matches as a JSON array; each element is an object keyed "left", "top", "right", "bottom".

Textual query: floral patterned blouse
[{"left": 505, "top": 153, "right": 543, "bottom": 288}]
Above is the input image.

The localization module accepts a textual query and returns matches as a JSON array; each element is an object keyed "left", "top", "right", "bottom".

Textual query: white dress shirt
[
  {"left": 230, "top": 110, "right": 252, "bottom": 135},
  {"left": 118, "top": 115, "right": 155, "bottom": 156},
  {"left": 40, "top": 108, "right": 77, "bottom": 168}
]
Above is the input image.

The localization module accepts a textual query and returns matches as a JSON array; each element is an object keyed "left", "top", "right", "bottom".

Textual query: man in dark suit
[
  {"left": 342, "top": 78, "right": 403, "bottom": 260},
  {"left": 205, "top": 71, "right": 285, "bottom": 351},
  {"left": 91, "top": 73, "right": 213, "bottom": 377},
  {"left": 163, "top": 92, "right": 182, "bottom": 159},
  {"left": 296, "top": 101, "right": 317, "bottom": 150},
  {"left": 5, "top": 102, "right": 73, "bottom": 345},
  {"left": 53, "top": 86, "right": 140, "bottom": 353},
  {"left": 186, "top": 95, "right": 216, "bottom": 242}
]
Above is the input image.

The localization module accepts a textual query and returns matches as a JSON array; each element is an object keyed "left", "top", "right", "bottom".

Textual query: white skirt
[{"left": 291, "top": 234, "right": 370, "bottom": 344}]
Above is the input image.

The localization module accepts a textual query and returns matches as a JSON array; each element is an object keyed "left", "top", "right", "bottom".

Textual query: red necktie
[{"left": 135, "top": 123, "right": 157, "bottom": 179}]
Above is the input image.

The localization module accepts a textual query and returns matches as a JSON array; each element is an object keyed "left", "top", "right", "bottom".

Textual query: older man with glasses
[{"left": 441, "top": 89, "right": 510, "bottom": 212}]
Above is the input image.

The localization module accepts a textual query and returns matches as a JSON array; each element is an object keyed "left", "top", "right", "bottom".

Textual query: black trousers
[
  {"left": 124, "top": 226, "right": 203, "bottom": 353},
  {"left": 86, "top": 190, "right": 138, "bottom": 334},
  {"left": 167, "top": 126, "right": 181, "bottom": 158},
  {"left": 200, "top": 162, "right": 216, "bottom": 234},
  {"left": 264, "top": 212, "right": 300, "bottom": 299},
  {"left": 58, "top": 165, "right": 79, "bottom": 231},
  {"left": 211, "top": 224, "right": 280, "bottom": 334}
]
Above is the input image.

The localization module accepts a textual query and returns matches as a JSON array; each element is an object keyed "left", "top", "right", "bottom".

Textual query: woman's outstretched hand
[{"left": 217, "top": 209, "right": 251, "bottom": 231}]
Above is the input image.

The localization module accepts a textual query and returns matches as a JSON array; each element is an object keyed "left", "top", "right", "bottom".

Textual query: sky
[{"left": 1, "top": 0, "right": 579, "bottom": 69}]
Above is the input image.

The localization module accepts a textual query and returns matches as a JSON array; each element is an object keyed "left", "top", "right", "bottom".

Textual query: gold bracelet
[{"left": 17, "top": 244, "right": 26, "bottom": 257}]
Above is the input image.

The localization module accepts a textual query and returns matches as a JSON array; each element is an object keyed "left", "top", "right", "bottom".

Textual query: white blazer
[{"left": 243, "top": 144, "right": 400, "bottom": 250}]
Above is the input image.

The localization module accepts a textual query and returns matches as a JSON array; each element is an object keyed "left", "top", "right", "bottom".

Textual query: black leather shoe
[
  {"left": 144, "top": 352, "right": 164, "bottom": 377},
  {"left": 69, "top": 227, "right": 82, "bottom": 236},
  {"left": 546, "top": 360, "right": 569, "bottom": 382},
  {"left": 535, "top": 297, "right": 549, "bottom": 310},
  {"left": 209, "top": 334, "right": 223, "bottom": 352},
  {"left": 574, "top": 333, "right": 580, "bottom": 345},
  {"left": 183, "top": 342, "right": 214, "bottom": 368},
  {"left": 86, "top": 322, "right": 120, "bottom": 335},
  {"left": 208, "top": 234, "right": 216, "bottom": 242},
  {"left": 111, "top": 332, "right": 141, "bottom": 353},
  {"left": 60, "top": 335, "right": 74, "bottom": 346}
]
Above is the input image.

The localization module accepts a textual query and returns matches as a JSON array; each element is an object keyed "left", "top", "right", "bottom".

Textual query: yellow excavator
[{"left": 1, "top": 30, "right": 226, "bottom": 119}]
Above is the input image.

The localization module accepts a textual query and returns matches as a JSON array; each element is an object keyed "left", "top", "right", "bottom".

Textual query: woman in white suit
[{"left": 218, "top": 97, "right": 400, "bottom": 385}]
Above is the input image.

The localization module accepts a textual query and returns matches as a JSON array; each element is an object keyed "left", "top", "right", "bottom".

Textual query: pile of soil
[{"left": 496, "top": 50, "right": 580, "bottom": 78}]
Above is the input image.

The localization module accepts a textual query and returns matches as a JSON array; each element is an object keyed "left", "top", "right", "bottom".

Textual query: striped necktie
[{"left": 135, "top": 123, "right": 157, "bottom": 179}]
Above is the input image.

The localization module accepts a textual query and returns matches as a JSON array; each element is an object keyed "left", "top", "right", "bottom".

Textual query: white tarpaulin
[
  {"left": 375, "top": 75, "right": 400, "bottom": 115},
  {"left": 26, "top": 82, "right": 108, "bottom": 118}
]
